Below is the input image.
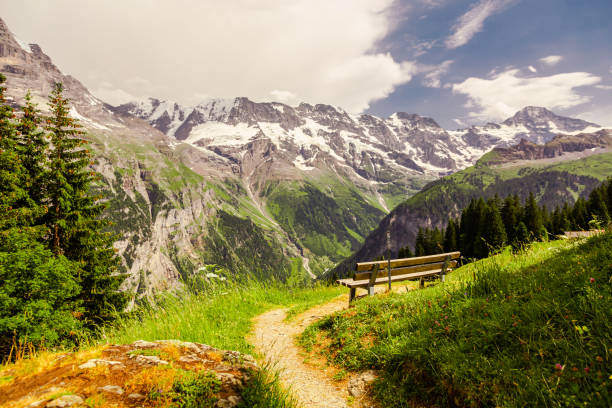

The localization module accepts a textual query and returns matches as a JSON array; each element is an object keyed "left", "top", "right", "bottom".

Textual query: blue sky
[
  {"left": 369, "top": 0, "right": 612, "bottom": 127},
  {"left": 2, "top": 0, "right": 611, "bottom": 128}
]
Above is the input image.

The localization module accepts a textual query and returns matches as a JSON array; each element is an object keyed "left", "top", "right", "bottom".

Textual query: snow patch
[
  {"left": 187, "top": 122, "right": 259, "bottom": 146},
  {"left": 14, "top": 36, "right": 31, "bottom": 53},
  {"left": 293, "top": 155, "right": 315, "bottom": 171},
  {"left": 69, "top": 107, "right": 110, "bottom": 131}
]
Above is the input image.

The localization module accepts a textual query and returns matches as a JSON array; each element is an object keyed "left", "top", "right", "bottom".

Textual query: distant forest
[{"left": 398, "top": 179, "right": 612, "bottom": 260}]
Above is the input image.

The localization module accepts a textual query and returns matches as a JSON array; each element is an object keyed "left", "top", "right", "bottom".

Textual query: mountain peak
[
  {"left": 391, "top": 112, "right": 442, "bottom": 129},
  {"left": 502, "top": 106, "right": 599, "bottom": 133}
]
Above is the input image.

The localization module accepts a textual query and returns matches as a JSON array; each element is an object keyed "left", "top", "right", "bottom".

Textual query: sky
[{"left": 1, "top": 0, "right": 611, "bottom": 128}]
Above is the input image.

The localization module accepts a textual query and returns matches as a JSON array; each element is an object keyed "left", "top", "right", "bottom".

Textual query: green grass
[
  {"left": 237, "top": 366, "right": 299, "bottom": 408},
  {"left": 300, "top": 235, "right": 612, "bottom": 407},
  {"left": 103, "top": 282, "right": 343, "bottom": 354}
]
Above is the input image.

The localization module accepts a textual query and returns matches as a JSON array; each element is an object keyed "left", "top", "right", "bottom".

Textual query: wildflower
[
  {"left": 589, "top": 277, "right": 595, "bottom": 283},
  {"left": 584, "top": 367, "right": 590, "bottom": 373},
  {"left": 554, "top": 363, "right": 564, "bottom": 371}
]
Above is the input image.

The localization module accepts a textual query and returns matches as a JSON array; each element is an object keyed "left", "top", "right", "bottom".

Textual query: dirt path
[{"left": 250, "top": 296, "right": 353, "bottom": 408}]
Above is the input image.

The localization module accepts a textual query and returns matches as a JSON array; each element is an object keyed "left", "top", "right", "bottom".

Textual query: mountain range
[{"left": 0, "top": 17, "right": 607, "bottom": 296}]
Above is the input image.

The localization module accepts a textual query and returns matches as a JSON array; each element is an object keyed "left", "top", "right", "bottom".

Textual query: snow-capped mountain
[{"left": 117, "top": 98, "right": 602, "bottom": 180}]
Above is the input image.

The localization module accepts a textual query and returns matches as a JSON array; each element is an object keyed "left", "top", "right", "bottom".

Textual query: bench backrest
[{"left": 354, "top": 251, "right": 460, "bottom": 281}]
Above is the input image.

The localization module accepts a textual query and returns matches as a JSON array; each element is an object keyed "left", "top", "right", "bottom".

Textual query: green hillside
[{"left": 302, "top": 234, "right": 612, "bottom": 407}]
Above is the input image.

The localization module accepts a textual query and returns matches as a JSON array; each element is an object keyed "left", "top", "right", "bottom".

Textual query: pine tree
[
  {"left": 460, "top": 199, "right": 478, "bottom": 258},
  {"left": 523, "top": 192, "right": 543, "bottom": 240},
  {"left": 414, "top": 228, "right": 426, "bottom": 256},
  {"left": 512, "top": 221, "right": 530, "bottom": 252},
  {"left": 572, "top": 198, "right": 589, "bottom": 230},
  {"left": 16, "top": 92, "right": 48, "bottom": 204},
  {"left": 480, "top": 204, "right": 507, "bottom": 256},
  {"left": 606, "top": 178, "right": 612, "bottom": 214},
  {"left": 443, "top": 219, "right": 458, "bottom": 252},
  {"left": 430, "top": 227, "right": 444, "bottom": 254},
  {"left": 501, "top": 195, "right": 520, "bottom": 244},
  {"left": 398, "top": 245, "right": 413, "bottom": 258},
  {"left": 587, "top": 187, "right": 610, "bottom": 227},
  {"left": 473, "top": 198, "right": 489, "bottom": 258},
  {"left": 0, "top": 75, "right": 41, "bottom": 234},
  {"left": 45, "top": 83, "right": 127, "bottom": 326}
]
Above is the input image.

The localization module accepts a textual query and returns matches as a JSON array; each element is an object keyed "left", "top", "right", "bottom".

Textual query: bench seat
[{"left": 337, "top": 268, "right": 451, "bottom": 289}]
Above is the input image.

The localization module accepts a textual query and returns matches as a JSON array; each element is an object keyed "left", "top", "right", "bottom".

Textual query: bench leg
[
  {"left": 419, "top": 278, "right": 424, "bottom": 288},
  {"left": 368, "top": 286, "right": 375, "bottom": 297},
  {"left": 349, "top": 288, "right": 356, "bottom": 304}
]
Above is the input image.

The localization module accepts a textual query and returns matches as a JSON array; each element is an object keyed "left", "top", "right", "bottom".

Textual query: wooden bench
[{"left": 337, "top": 251, "right": 461, "bottom": 304}]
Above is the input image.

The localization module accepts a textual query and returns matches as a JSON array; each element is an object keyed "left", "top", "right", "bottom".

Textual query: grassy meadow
[
  {"left": 102, "top": 282, "right": 344, "bottom": 355},
  {"left": 299, "top": 234, "right": 612, "bottom": 407}
]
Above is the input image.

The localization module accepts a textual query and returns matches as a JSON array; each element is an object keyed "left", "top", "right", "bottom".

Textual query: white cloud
[
  {"left": 452, "top": 68, "right": 601, "bottom": 121},
  {"left": 269, "top": 90, "right": 298, "bottom": 104},
  {"left": 575, "top": 105, "right": 612, "bottom": 127},
  {"left": 91, "top": 82, "right": 136, "bottom": 106},
  {"left": 421, "top": 60, "right": 454, "bottom": 88},
  {"left": 539, "top": 55, "right": 563, "bottom": 66},
  {"left": 528, "top": 65, "right": 537, "bottom": 73},
  {"left": 446, "top": 0, "right": 516, "bottom": 49},
  {"left": 1, "top": 0, "right": 414, "bottom": 113},
  {"left": 453, "top": 118, "right": 467, "bottom": 127},
  {"left": 595, "top": 85, "right": 612, "bottom": 90}
]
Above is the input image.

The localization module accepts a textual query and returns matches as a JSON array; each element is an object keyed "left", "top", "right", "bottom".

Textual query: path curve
[{"left": 250, "top": 296, "right": 350, "bottom": 408}]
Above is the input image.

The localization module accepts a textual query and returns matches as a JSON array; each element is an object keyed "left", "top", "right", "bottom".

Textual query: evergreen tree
[
  {"left": 523, "top": 192, "right": 543, "bottom": 240},
  {"left": 460, "top": 199, "right": 479, "bottom": 258},
  {"left": 0, "top": 75, "right": 42, "bottom": 235},
  {"left": 398, "top": 245, "right": 413, "bottom": 258},
  {"left": 414, "top": 228, "right": 426, "bottom": 256},
  {"left": 561, "top": 202, "right": 574, "bottom": 231},
  {"left": 45, "top": 83, "right": 127, "bottom": 326},
  {"left": 501, "top": 195, "right": 521, "bottom": 243},
  {"left": 572, "top": 198, "right": 589, "bottom": 230},
  {"left": 16, "top": 92, "right": 48, "bottom": 204},
  {"left": 480, "top": 203, "right": 507, "bottom": 255},
  {"left": 443, "top": 219, "right": 458, "bottom": 252},
  {"left": 513, "top": 221, "right": 530, "bottom": 252},
  {"left": 606, "top": 179, "right": 612, "bottom": 214},
  {"left": 587, "top": 187, "right": 610, "bottom": 227},
  {"left": 473, "top": 198, "right": 489, "bottom": 258},
  {"left": 429, "top": 227, "right": 444, "bottom": 254}
]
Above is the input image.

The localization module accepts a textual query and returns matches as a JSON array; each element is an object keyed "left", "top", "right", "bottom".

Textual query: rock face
[
  {"left": 0, "top": 340, "right": 258, "bottom": 408},
  {"left": 482, "top": 129, "right": 612, "bottom": 164}
]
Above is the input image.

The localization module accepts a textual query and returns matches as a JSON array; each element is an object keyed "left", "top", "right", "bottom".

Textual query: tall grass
[
  {"left": 300, "top": 235, "right": 612, "bottom": 407},
  {"left": 102, "top": 281, "right": 343, "bottom": 354}
]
